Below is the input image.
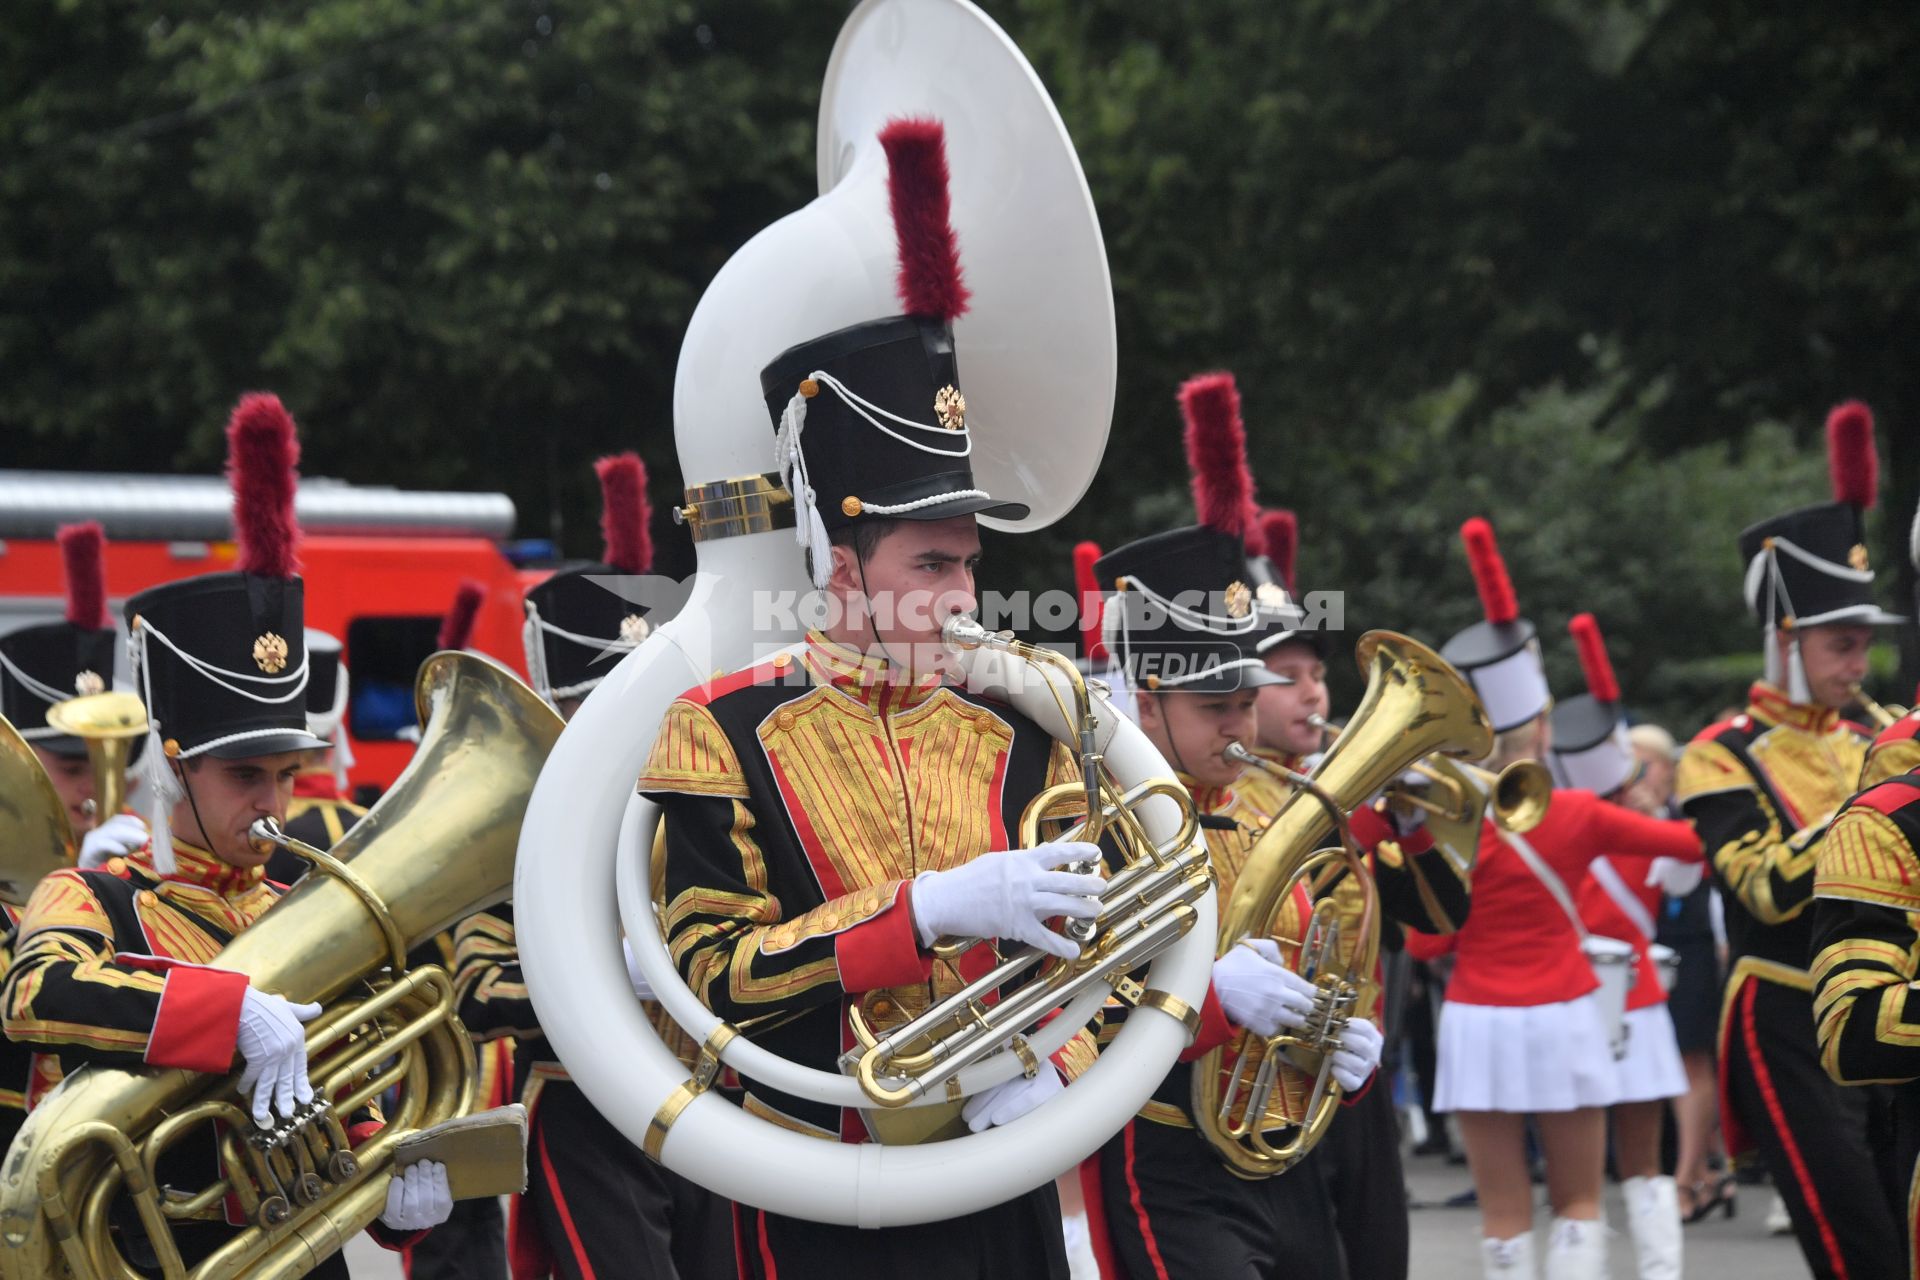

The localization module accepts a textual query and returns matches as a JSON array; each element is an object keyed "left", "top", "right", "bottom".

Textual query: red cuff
[
  {"left": 1178, "top": 983, "right": 1237, "bottom": 1062},
  {"left": 1341, "top": 1064, "right": 1377, "bottom": 1106},
  {"left": 144, "top": 965, "right": 248, "bottom": 1073},
  {"left": 1349, "top": 803, "right": 1426, "bottom": 854},
  {"left": 1404, "top": 929, "right": 1455, "bottom": 963},
  {"left": 835, "top": 883, "right": 935, "bottom": 994}
]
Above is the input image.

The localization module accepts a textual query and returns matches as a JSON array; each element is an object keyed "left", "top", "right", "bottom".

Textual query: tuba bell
[
  {"left": 0, "top": 712, "right": 76, "bottom": 907},
  {"left": 1196, "top": 632, "right": 1493, "bottom": 1178},
  {"left": 512, "top": 0, "right": 1220, "bottom": 1229},
  {"left": 0, "top": 653, "right": 563, "bottom": 1280},
  {"left": 44, "top": 690, "right": 148, "bottom": 827}
]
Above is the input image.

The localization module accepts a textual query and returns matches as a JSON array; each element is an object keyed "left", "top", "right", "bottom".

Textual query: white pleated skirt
[
  {"left": 1610, "top": 1004, "right": 1688, "bottom": 1103},
  {"left": 1435, "top": 994, "right": 1620, "bottom": 1114}
]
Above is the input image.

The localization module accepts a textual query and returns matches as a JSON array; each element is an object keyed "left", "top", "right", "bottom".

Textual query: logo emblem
[
  {"left": 1224, "top": 581, "right": 1252, "bottom": 619},
  {"left": 73, "top": 670, "right": 105, "bottom": 696},
  {"left": 619, "top": 614, "right": 651, "bottom": 645},
  {"left": 934, "top": 385, "right": 967, "bottom": 432},
  {"left": 253, "top": 632, "right": 290, "bottom": 675}
]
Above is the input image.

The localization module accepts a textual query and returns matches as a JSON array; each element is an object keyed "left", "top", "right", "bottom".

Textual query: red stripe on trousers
[
  {"left": 758, "top": 1208, "right": 779, "bottom": 1279},
  {"left": 1121, "top": 1122, "right": 1171, "bottom": 1280},
  {"left": 536, "top": 1122, "right": 599, "bottom": 1280},
  {"left": 1739, "top": 978, "right": 1848, "bottom": 1278},
  {"left": 1078, "top": 1156, "right": 1120, "bottom": 1280}
]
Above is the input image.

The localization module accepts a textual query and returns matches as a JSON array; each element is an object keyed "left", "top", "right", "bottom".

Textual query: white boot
[
  {"left": 1622, "top": 1175, "right": 1683, "bottom": 1280},
  {"left": 1545, "top": 1216, "right": 1607, "bottom": 1280},
  {"left": 1482, "top": 1232, "right": 1538, "bottom": 1280}
]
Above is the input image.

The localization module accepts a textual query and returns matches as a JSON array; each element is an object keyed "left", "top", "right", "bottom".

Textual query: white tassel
[
  {"left": 132, "top": 628, "right": 178, "bottom": 876},
  {"left": 775, "top": 388, "right": 834, "bottom": 590},
  {"left": 521, "top": 601, "right": 554, "bottom": 708},
  {"left": 1762, "top": 621, "right": 1783, "bottom": 689},
  {"left": 331, "top": 729, "right": 354, "bottom": 795},
  {"left": 1787, "top": 633, "right": 1811, "bottom": 705}
]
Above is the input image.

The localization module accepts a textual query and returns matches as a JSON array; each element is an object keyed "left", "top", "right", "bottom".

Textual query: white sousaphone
[{"left": 513, "top": 0, "right": 1215, "bottom": 1227}]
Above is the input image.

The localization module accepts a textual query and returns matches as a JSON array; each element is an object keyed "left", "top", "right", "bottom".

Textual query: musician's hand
[
  {"left": 911, "top": 842, "right": 1104, "bottom": 959},
  {"left": 1644, "top": 856, "right": 1704, "bottom": 898},
  {"left": 380, "top": 1160, "right": 454, "bottom": 1231},
  {"left": 1329, "top": 1016, "right": 1382, "bottom": 1092},
  {"left": 78, "top": 813, "right": 148, "bottom": 870},
  {"left": 235, "top": 988, "right": 322, "bottom": 1128},
  {"left": 621, "top": 939, "right": 655, "bottom": 1002},
  {"left": 961, "top": 1065, "right": 1064, "bottom": 1132},
  {"left": 1375, "top": 769, "right": 1429, "bottom": 838},
  {"left": 1213, "top": 939, "right": 1317, "bottom": 1037}
]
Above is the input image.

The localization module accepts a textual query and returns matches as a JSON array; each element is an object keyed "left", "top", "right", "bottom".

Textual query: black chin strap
[
  {"left": 854, "top": 553, "right": 912, "bottom": 679},
  {"left": 175, "top": 761, "right": 218, "bottom": 860}
]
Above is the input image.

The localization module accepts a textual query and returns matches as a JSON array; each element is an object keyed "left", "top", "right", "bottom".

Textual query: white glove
[
  {"left": 380, "top": 1159, "right": 454, "bottom": 1231},
  {"left": 1373, "top": 769, "right": 1429, "bottom": 838},
  {"left": 961, "top": 1065, "right": 1064, "bottom": 1132},
  {"left": 78, "top": 813, "right": 148, "bottom": 870},
  {"left": 1212, "top": 939, "right": 1318, "bottom": 1037},
  {"left": 621, "top": 939, "right": 655, "bottom": 1002},
  {"left": 911, "top": 842, "right": 1104, "bottom": 960},
  {"left": 1329, "top": 1016, "right": 1383, "bottom": 1092},
  {"left": 235, "top": 988, "right": 323, "bottom": 1129},
  {"left": 1644, "top": 857, "right": 1705, "bottom": 898}
]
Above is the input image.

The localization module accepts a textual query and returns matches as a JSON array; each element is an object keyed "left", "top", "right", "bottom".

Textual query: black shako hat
[
  {"left": 0, "top": 523, "right": 117, "bottom": 757},
  {"left": 1096, "top": 526, "right": 1284, "bottom": 694}
]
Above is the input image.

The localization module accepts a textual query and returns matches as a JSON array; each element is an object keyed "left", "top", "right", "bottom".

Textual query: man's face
[
  {"left": 827, "top": 516, "right": 981, "bottom": 680},
  {"left": 1622, "top": 745, "right": 1674, "bottom": 816},
  {"left": 173, "top": 750, "right": 306, "bottom": 868},
  {"left": 1255, "top": 640, "right": 1329, "bottom": 758},
  {"left": 31, "top": 746, "right": 94, "bottom": 833},
  {"left": 1138, "top": 688, "right": 1259, "bottom": 791},
  {"left": 1791, "top": 623, "right": 1873, "bottom": 710}
]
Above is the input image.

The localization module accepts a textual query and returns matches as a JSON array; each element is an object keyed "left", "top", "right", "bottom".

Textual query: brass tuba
[
  {"left": 44, "top": 690, "right": 148, "bottom": 827},
  {"left": 0, "top": 653, "right": 563, "bottom": 1280},
  {"left": 0, "top": 712, "right": 76, "bottom": 907},
  {"left": 1196, "top": 632, "right": 1493, "bottom": 1178}
]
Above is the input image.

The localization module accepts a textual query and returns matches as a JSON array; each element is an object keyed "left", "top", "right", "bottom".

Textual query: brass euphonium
[
  {"left": 1196, "top": 631, "right": 1493, "bottom": 1178},
  {"left": 44, "top": 690, "right": 149, "bottom": 826},
  {"left": 0, "top": 653, "right": 563, "bottom": 1280},
  {"left": 0, "top": 712, "right": 76, "bottom": 907}
]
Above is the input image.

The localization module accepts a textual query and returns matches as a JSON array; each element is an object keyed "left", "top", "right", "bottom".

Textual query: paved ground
[{"left": 343, "top": 1149, "right": 1810, "bottom": 1278}]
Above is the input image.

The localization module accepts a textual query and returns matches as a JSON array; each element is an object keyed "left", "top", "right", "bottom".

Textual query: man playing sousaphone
[
  {"left": 638, "top": 119, "right": 1106, "bottom": 1277},
  {"left": 1, "top": 394, "right": 454, "bottom": 1277},
  {"left": 1077, "top": 373, "right": 1385, "bottom": 1280}
]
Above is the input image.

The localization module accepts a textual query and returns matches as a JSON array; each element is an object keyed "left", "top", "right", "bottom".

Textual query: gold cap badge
[
  {"left": 934, "top": 385, "right": 967, "bottom": 432},
  {"left": 1850, "top": 544, "right": 1870, "bottom": 571},
  {"left": 252, "top": 632, "right": 289, "bottom": 675},
  {"left": 74, "top": 670, "right": 105, "bottom": 696},
  {"left": 1224, "top": 581, "right": 1252, "bottom": 619},
  {"left": 619, "top": 614, "right": 651, "bottom": 645}
]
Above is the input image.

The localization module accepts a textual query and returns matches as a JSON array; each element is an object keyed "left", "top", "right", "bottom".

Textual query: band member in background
[
  {"left": 1411, "top": 518, "right": 1700, "bottom": 1280},
  {"left": 1854, "top": 495, "right": 1920, "bottom": 791},
  {"left": 639, "top": 120, "right": 1106, "bottom": 1278},
  {"left": 1553, "top": 614, "right": 1686, "bottom": 1280},
  {"left": 1673, "top": 402, "right": 1905, "bottom": 1280},
  {"left": 456, "top": 453, "right": 724, "bottom": 1280},
  {"left": 0, "top": 393, "right": 452, "bottom": 1277},
  {"left": 1241, "top": 504, "right": 1467, "bottom": 1280},
  {"left": 274, "top": 628, "right": 365, "bottom": 875},
  {"left": 1079, "top": 373, "right": 1383, "bottom": 1280}
]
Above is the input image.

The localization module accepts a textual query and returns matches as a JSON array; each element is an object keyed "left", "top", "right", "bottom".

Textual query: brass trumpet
[
  {"left": 1386, "top": 756, "right": 1551, "bottom": 875},
  {"left": 1194, "top": 632, "right": 1493, "bottom": 1178},
  {"left": 0, "top": 653, "right": 563, "bottom": 1280},
  {"left": 841, "top": 616, "right": 1215, "bottom": 1136},
  {"left": 44, "top": 690, "right": 148, "bottom": 826},
  {"left": 1849, "top": 682, "right": 1910, "bottom": 730}
]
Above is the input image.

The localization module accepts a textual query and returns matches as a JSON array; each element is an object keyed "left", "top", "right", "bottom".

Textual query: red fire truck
[{"left": 0, "top": 470, "right": 550, "bottom": 792}]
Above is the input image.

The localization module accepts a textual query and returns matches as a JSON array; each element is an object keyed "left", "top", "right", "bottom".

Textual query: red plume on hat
[
  {"left": 881, "top": 118, "right": 971, "bottom": 325},
  {"left": 1460, "top": 517, "right": 1520, "bottom": 626},
  {"left": 1180, "top": 372, "right": 1261, "bottom": 552},
  {"left": 1568, "top": 612, "right": 1621, "bottom": 704},
  {"left": 1259, "top": 509, "right": 1298, "bottom": 593},
  {"left": 1826, "top": 400, "right": 1878, "bottom": 510},
  {"left": 595, "top": 452, "right": 652, "bottom": 575},
  {"left": 225, "top": 392, "right": 301, "bottom": 579},
  {"left": 438, "top": 580, "right": 486, "bottom": 652},
  {"left": 58, "top": 522, "right": 109, "bottom": 630},
  {"left": 1073, "top": 541, "right": 1108, "bottom": 663}
]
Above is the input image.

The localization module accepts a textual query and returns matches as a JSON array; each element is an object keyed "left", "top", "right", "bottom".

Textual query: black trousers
[
  {"left": 1723, "top": 976, "right": 1905, "bottom": 1280},
  {"left": 529, "top": 1079, "right": 733, "bottom": 1280},
  {"left": 732, "top": 1182, "right": 1068, "bottom": 1280},
  {"left": 129, "top": 1222, "right": 350, "bottom": 1278},
  {"left": 406, "top": 1195, "right": 508, "bottom": 1280},
  {"left": 1098, "top": 1118, "right": 1341, "bottom": 1280},
  {"left": 1315, "top": 1083, "right": 1408, "bottom": 1280}
]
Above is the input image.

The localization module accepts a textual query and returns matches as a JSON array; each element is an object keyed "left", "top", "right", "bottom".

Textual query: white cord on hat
[
  {"left": 1118, "top": 576, "right": 1263, "bottom": 637},
  {"left": 0, "top": 649, "right": 72, "bottom": 706},
  {"left": 521, "top": 597, "right": 643, "bottom": 707}
]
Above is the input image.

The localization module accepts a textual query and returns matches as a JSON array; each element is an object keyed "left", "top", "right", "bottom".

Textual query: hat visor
[
  {"left": 202, "top": 730, "right": 333, "bottom": 760},
  {"left": 1796, "top": 605, "right": 1907, "bottom": 629},
  {"left": 1144, "top": 662, "right": 1288, "bottom": 694},
  {"left": 883, "top": 494, "right": 1030, "bottom": 523},
  {"left": 28, "top": 734, "right": 89, "bottom": 759},
  {"left": 1254, "top": 626, "right": 1332, "bottom": 658}
]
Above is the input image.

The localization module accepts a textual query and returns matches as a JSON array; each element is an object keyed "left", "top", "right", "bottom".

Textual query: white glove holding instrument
[
  {"left": 78, "top": 812, "right": 149, "bottom": 870},
  {"left": 235, "top": 987, "right": 323, "bottom": 1129},
  {"left": 961, "top": 1064, "right": 1065, "bottom": 1132},
  {"left": 621, "top": 939, "right": 655, "bottom": 1002},
  {"left": 912, "top": 842, "right": 1104, "bottom": 960},
  {"left": 1212, "top": 938, "right": 1317, "bottom": 1038},
  {"left": 1644, "top": 856, "right": 1705, "bottom": 898},
  {"left": 379, "top": 1159, "right": 454, "bottom": 1231},
  {"left": 1329, "top": 1016, "right": 1383, "bottom": 1093}
]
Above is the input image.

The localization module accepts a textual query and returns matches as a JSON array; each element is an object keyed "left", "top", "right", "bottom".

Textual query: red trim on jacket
[
  {"left": 138, "top": 962, "right": 247, "bottom": 1073},
  {"left": 835, "top": 882, "right": 935, "bottom": 993}
]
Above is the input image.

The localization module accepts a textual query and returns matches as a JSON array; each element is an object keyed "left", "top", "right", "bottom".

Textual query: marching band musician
[
  {"left": 1854, "top": 499, "right": 1920, "bottom": 790},
  {"left": 0, "top": 394, "right": 454, "bottom": 1276},
  {"left": 0, "top": 520, "right": 130, "bottom": 1150},
  {"left": 1673, "top": 401, "right": 1905, "bottom": 1280},
  {"left": 454, "top": 453, "right": 725, "bottom": 1280},
  {"left": 637, "top": 119, "right": 1106, "bottom": 1278},
  {"left": 279, "top": 628, "right": 364, "bottom": 858},
  {"left": 1553, "top": 614, "right": 1688, "bottom": 1280},
  {"left": 1079, "top": 373, "right": 1385, "bottom": 1280},
  {"left": 1408, "top": 518, "right": 1701, "bottom": 1280}
]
